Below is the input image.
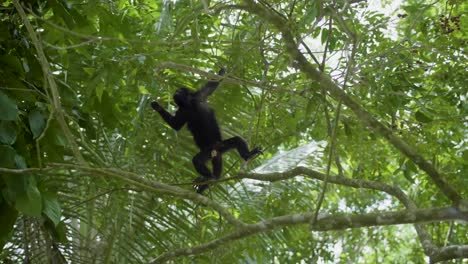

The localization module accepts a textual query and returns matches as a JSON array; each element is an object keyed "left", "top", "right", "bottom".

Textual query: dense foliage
[{"left": 0, "top": 0, "right": 466, "bottom": 263}]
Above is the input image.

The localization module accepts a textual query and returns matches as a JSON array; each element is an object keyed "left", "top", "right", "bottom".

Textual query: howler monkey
[{"left": 151, "top": 68, "right": 262, "bottom": 193}]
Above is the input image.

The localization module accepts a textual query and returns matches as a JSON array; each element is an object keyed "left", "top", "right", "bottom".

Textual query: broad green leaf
[
  {"left": 42, "top": 193, "right": 62, "bottom": 226},
  {"left": 83, "top": 67, "right": 96, "bottom": 75},
  {"left": 0, "top": 145, "right": 16, "bottom": 168},
  {"left": 321, "top": 28, "right": 329, "bottom": 44},
  {"left": 0, "top": 23, "right": 10, "bottom": 41},
  {"left": 299, "top": 6, "right": 318, "bottom": 27},
  {"left": 0, "top": 55, "right": 23, "bottom": 76},
  {"left": 0, "top": 91, "right": 19, "bottom": 121},
  {"left": 312, "top": 27, "right": 321, "bottom": 38},
  {"left": 415, "top": 110, "right": 432, "bottom": 123},
  {"left": 15, "top": 155, "right": 27, "bottom": 169},
  {"left": 329, "top": 37, "right": 337, "bottom": 51},
  {"left": 15, "top": 180, "right": 42, "bottom": 217},
  {"left": 2, "top": 172, "right": 42, "bottom": 216},
  {"left": 51, "top": 0, "right": 76, "bottom": 28},
  {"left": 0, "top": 121, "right": 16, "bottom": 145},
  {"left": 44, "top": 120, "right": 67, "bottom": 147},
  {"left": 28, "top": 110, "right": 47, "bottom": 139},
  {"left": 54, "top": 221, "right": 68, "bottom": 242},
  {"left": 2, "top": 175, "right": 23, "bottom": 203},
  {"left": 44, "top": 218, "right": 68, "bottom": 243}
]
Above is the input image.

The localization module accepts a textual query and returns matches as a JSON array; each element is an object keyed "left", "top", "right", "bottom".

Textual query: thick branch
[
  {"left": 240, "top": 167, "right": 418, "bottom": 208},
  {"left": 431, "top": 245, "right": 468, "bottom": 263},
  {"left": 312, "top": 207, "right": 467, "bottom": 230},
  {"left": 240, "top": 0, "right": 462, "bottom": 204},
  {"left": 152, "top": 207, "right": 466, "bottom": 263}
]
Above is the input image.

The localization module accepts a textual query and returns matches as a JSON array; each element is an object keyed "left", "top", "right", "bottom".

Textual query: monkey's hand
[
  {"left": 218, "top": 68, "right": 226, "bottom": 76},
  {"left": 151, "top": 101, "right": 163, "bottom": 111}
]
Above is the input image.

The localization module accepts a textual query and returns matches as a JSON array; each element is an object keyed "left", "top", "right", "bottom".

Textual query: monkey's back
[{"left": 186, "top": 103, "right": 222, "bottom": 150}]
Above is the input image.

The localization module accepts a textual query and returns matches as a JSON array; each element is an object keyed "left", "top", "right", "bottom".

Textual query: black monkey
[{"left": 151, "top": 69, "right": 262, "bottom": 193}]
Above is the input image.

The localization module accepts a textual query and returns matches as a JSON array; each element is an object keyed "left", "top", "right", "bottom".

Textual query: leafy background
[{"left": 0, "top": 0, "right": 467, "bottom": 263}]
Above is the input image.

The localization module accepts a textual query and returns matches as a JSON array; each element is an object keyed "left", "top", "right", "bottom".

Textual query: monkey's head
[{"left": 173, "top": 87, "right": 192, "bottom": 108}]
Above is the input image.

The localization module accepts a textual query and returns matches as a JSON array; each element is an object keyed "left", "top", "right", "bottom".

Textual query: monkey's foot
[
  {"left": 193, "top": 176, "right": 210, "bottom": 194},
  {"left": 246, "top": 146, "right": 263, "bottom": 161},
  {"left": 218, "top": 68, "right": 226, "bottom": 76}
]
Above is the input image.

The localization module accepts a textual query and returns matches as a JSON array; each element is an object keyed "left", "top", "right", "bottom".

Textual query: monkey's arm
[
  {"left": 195, "top": 68, "right": 225, "bottom": 101},
  {"left": 151, "top": 101, "right": 186, "bottom": 131}
]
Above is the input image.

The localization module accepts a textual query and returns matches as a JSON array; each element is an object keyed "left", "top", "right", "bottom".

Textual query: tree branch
[
  {"left": 151, "top": 207, "right": 466, "bottom": 263},
  {"left": 431, "top": 245, "right": 468, "bottom": 263}
]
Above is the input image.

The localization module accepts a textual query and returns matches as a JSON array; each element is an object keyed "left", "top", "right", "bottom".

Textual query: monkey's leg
[
  {"left": 192, "top": 150, "right": 214, "bottom": 193},
  {"left": 219, "top": 136, "right": 262, "bottom": 161},
  {"left": 211, "top": 153, "right": 223, "bottom": 179}
]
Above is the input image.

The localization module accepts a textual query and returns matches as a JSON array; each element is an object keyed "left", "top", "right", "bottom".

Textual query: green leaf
[
  {"left": 0, "top": 91, "right": 19, "bottom": 121},
  {"left": 3, "top": 168, "right": 42, "bottom": 217},
  {"left": 0, "top": 145, "right": 16, "bottom": 168},
  {"left": 462, "top": 150, "right": 468, "bottom": 164},
  {"left": 15, "top": 155, "right": 27, "bottom": 169},
  {"left": 96, "top": 84, "right": 104, "bottom": 102},
  {"left": 299, "top": 6, "right": 318, "bottom": 27},
  {"left": 54, "top": 221, "right": 68, "bottom": 242},
  {"left": 329, "top": 37, "right": 337, "bottom": 51},
  {"left": 42, "top": 193, "right": 62, "bottom": 226},
  {"left": 139, "top": 85, "right": 150, "bottom": 95},
  {"left": 44, "top": 120, "right": 67, "bottom": 147},
  {"left": 312, "top": 27, "right": 321, "bottom": 38},
  {"left": 0, "top": 121, "right": 17, "bottom": 145},
  {"left": 15, "top": 180, "right": 42, "bottom": 217},
  {"left": 0, "top": 23, "right": 10, "bottom": 42},
  {"left": 0, "top": 55, "right": 23, "bottom": 76},
  {"left": 321, "top": 28, "right": 329, "bottom": 44},
  {"left": 415, "top": 110, "right": 432, "bottom": 123},
  {"left": 29, "top": 110, "right": 47, "bottom": 139},
  {"left": 83, "top": 67, "right": 96, "bottom": 75}
]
